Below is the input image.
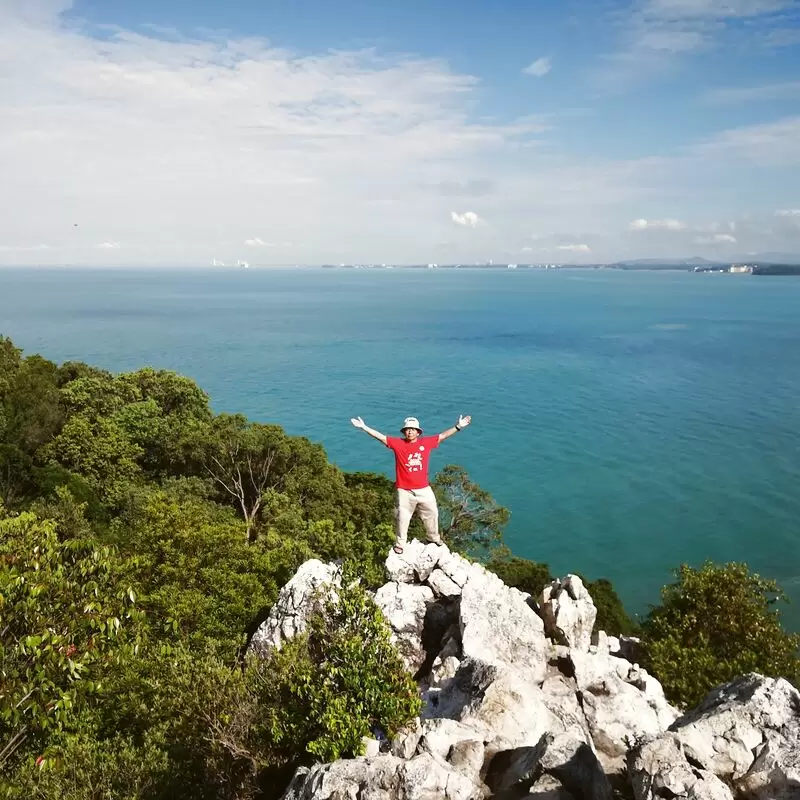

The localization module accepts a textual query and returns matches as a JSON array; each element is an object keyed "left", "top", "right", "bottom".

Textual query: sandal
[{"left": 392, "top": 545, "right": 404, "bottom": 554}]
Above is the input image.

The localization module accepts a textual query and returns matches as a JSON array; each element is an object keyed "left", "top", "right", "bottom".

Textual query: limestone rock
[
  {"left": 385, "top": 539, "right": 445, "bottom": 583},
  {"left": 425, "top": 658, "right": 559, "bottom": 751},
  {"left": 570, "top": 650, "right": 678, "bottom": 771},
  {"left": 373, "top": 581, "right": 434, "bottom": 673},
  {"left": 628, "top": 735, "right": 734, "bottom": 800},
  {"left": 459, "top": 569, "right": 548, "bottom": 681},
  {"left": 670, "top": 674, "right": 800, "bottom": 793},
  {"left": 280, "top": 753, "right": 481, "bottom": 800},
  {"left": 249, "top": 560, "right": 341, "bottom": 656},
  {"left": 540, "top": 574, "right": 597, "bottom": 652},
  {"left": 427, "top": 567, "right": 462, "bottom": 598}
]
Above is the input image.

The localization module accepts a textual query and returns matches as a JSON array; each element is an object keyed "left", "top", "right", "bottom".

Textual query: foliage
[
  {"left": 253, "top": 576, "right": 421, "bottom": 764},
  {"left": 109, "top": 490, "right": 277, "bottom": 656},
  {"left": 0, "top": 509, "right": 142, "bottom": 771},
  {"left": 486, "top": 551, "right": 553, "bottom": 598},
  {"left": 432, "top": 464, "right": 510, "bottom": 557},
  {"left": 582, "top": 577, "right": 639, "bottom": 637},
  {"left": 641, "top": 561, "right": 800, "bottom": 708}
]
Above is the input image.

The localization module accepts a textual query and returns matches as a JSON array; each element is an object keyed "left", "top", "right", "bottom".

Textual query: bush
[
  {"left": 582, "top": 577, "right": 639, "bottom": 637},
  {"left": 252, "top": 575, "right": 421, "bottom": 764},
  {"left": 641, "top": 561, "right": 800, "bottom": 709},
  {"left": 486, "top": 553, "right": 553, "bottom": 598}
]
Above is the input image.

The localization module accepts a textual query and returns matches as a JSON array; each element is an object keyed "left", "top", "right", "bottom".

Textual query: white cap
[{"left": 401, "top": 416, "right": 422, "bottom": 432}]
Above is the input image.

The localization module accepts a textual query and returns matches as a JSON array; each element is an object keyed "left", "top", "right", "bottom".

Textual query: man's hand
[
  {"left": 350, "top": 416, "right": 366, "bottom": 430},
  {"left": 457, "top": 414, "right": 472, "bottom": 429}
]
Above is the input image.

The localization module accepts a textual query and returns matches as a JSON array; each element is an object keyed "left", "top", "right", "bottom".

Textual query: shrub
[
  {"left": 582, "top": 577, "right": 639, "bottom": 637},
  {"left": 252, "top": 575, "right": 421, "bottom": 764},
  {"left": 486, "top": 553, "right": 553, "bottom": 598},
  {"left": 641, "top": 561, "right": 800, "bottom": 708}
]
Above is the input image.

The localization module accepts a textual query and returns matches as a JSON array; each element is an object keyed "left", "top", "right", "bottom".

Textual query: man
[{"left": 350, "top": 414, "right": 472, "bottom": 554}]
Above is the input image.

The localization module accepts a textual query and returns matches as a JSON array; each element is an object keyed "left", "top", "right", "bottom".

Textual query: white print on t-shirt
[{"left": 406, "top": 448, "right": 424, "bottom": 472}]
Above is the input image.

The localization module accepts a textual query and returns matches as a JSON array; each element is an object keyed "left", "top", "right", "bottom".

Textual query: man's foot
[
  {"left": 392, "top": 545, "right": 404, "bottom": 554},
  {"left": 426, "top": 536, "right": 443, "bottom": 546}
]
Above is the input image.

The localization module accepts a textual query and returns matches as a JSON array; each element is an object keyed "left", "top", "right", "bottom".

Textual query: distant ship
[{"left": 236, "top": 260, "right": 249, "bottom": 269}]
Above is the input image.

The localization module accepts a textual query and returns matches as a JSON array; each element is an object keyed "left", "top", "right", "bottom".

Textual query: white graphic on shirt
[{"left": 406, "top": 450, "right": 424, "bottom": 472}]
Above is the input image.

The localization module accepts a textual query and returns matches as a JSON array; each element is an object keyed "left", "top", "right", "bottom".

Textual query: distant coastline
[{"left": 318, "top": 260, "right": 800, "bottom": 275}]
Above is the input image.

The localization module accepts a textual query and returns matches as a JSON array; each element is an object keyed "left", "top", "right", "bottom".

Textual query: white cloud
[
  {"left": 0, "top": 243, "right": 51, "bottom": 251},
  {"left": 693, "top": 116, "right": 800, "bottom": 165},
  {"left": 704, "top": 81, "right": 800, "bottom": 104},
  {"left": 629, "top": 218, "right": 688, "bottom": 231},
  {"left": 522, "top": 57, "right": 552, "bottom": 77},
  {"left": 0, "top": 1, "right": 797, "bottom": 265},
  {"left": 557, "top": 243, "right": 591, "bottom": 253},
  {"left": 775, "top": 209, "right": 800, "bottom": 217},
  {"left": 96, "top": 241, "right": 121, "bottom": 249},
  {"left": 451, "top": 211, "right": 482, "bottom": 227},
  {"left": 693, "top": 233, "right": 737, "bottom": 244}
]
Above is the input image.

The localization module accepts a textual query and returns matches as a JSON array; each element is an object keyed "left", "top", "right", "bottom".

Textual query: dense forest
[{"left": 1, "top": 335, "right": 797, "bottom": 799}]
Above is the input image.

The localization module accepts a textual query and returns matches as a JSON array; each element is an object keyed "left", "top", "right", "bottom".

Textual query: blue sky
[{"left": 1, "top": 0, "right": 799, "bottom": 265}]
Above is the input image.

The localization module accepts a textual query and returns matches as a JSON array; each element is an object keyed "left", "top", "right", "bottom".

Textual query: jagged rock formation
[
  {"left": 264, "top": 541, "right": 800, "bottom": 799},
  {"left": 248, "top": 559, "right": 342, "bottom": 655}
]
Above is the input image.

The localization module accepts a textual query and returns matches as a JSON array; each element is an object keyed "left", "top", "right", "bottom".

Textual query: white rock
[
  {"left": 385, "top": 539, "right": 445, "bottom": 584},
  {"left": 425, "top": 658, "right": 559, "bottom": 750},
  {"left": 361, "top": 737, "right": 380, "bottom": 758},
  {"left": 427, "top": 568, "right": 462, "bottom": 598},
  {"left": 374, "top": 581, "right": 434, "bottom": 673},
  {"left": 417, "top": 718, "right": 485, "bottom": 760},
  {"left": 540, "top": 574, "right": 597, "bottom": 653},
  {"left": 249, "top": 560, "right": 341, "bottom": 656},
  {"left": 459, "top": 570, "right": 548, "bottom": 681},
  {"left": 671, "top": 674, "right": 800, "bottom": 787},
  {"left": 628, "top": 735, "right": 734, "bottom": 800},
  {"left": 280, "top": 753, "right": 479, "bottom": 800},
  {"left": 430, "top": 655, "right": 461, "bottom": 687},
  {"left": 434, "top": 550, "right": 472, "bottom": 588}
]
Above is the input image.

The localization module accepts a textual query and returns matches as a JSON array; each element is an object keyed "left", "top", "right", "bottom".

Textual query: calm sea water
[{"left": 1, "top": 267, "right": 799, "bottom": 628}]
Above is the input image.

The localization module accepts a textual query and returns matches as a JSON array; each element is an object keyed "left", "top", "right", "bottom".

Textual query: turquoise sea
[{"left": 1, "top": 267, "right": 799, "bottom": 627}]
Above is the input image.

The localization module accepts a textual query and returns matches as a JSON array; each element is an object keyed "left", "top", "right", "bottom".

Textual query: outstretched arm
[
  {"left": 439, "top": 414, "right": 471, "bottom": 443},
  {"left": 350, "top": 416, "right": 388, "bottom": 445}
]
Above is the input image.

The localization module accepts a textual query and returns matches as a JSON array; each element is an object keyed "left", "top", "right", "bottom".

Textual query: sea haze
[{"left": 1, "top": 267, "right": 799, "bottom": 627}]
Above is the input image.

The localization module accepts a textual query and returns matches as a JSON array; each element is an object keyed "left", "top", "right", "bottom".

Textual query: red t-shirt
[{"left": 385, "top": 435, "right": 440, "bottom": 490}]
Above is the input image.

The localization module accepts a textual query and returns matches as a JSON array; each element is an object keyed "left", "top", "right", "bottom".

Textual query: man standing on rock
[{"left": 350, "top": 414, "right": 472, "bottom": 554}]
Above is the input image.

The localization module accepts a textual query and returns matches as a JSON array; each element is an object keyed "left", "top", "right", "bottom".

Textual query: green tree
[
  {"left": 202, "top": 416, "right": 345, "bottom": 543},
  {"left": 2, "top": 355, "right": 63, "bottom": 455},
  {"left": 432, "top": 464, "right": 510, "bottom": 557},
  {"left": 0, "top": 509, "right": 142, "bottom": 771},
  {"left": 109, "top": 490, "right": 277, "bottom": 656},
  {"left": 641, "top": 561, "right": 800, "bottom": 708}
]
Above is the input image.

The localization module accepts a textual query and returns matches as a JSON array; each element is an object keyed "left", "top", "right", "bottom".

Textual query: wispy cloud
[
  {"left": 96, "top": 241, "right": 121, "bottom": 249},
  {"left": 451, "top": 211, "right": 483, "bottom": 227},
  {"left": 597, "top": 0, "right": 796, "bottom": 88},
  {"left": 244, "top": 238, "right": 275, "bottom": 247},
  {"left": 692, "top": 116, "right": 800, "bottom": 165},
  {"left": 522, "top": 56, "right": 552, "bottom": 77},
  {"left": 704, "top": 81, "right": 800, "bottom": 104},
  {"left": 629, "top": 218, "right": 688, "bottom": 231},
  {"left": 557, "top": 243, "right": 591, "bottom": 253}
]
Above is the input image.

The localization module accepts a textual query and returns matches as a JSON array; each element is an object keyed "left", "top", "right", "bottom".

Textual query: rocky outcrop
[
  {"left": 248, "top": 559, "right": 341, "bottom": 656},
  {"left": 540, "top": 575, "right": 597, "bottom": 652},
  {"left": 262, "top": 546, "right": 798, "bottom": 800},
  {"left": 628, "top": 673, "right": 800, "bottom": 800}
]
